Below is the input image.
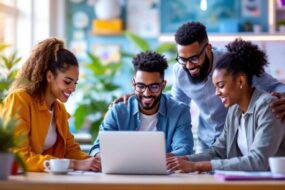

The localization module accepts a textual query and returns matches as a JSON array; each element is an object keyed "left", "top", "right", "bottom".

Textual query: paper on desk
[{"left": 214, "top": 170, "right": 285, "bottom": 181}]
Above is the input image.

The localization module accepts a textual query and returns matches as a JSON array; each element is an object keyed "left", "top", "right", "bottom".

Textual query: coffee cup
[
  {"left": 269, "top": 157, "right": 285, "bottom": 176},
  {"left": 43, "top": 159, "right": 70, "bottom": 174}
]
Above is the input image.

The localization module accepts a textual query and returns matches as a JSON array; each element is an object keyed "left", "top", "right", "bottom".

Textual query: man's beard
[
  {"left": 136, "top": 93, "right": 162, "bottom": 111},
  {"left": 184, "top": 55, "right": 210, "bottom": 84}
]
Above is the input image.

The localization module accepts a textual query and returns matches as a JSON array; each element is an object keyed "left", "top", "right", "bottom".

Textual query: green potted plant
[
  {"left": 0, "top": 43, "right": 26, "bottom": 180},
  {"left": 0, "top": 116, "right": 26, "bottom": 180}
]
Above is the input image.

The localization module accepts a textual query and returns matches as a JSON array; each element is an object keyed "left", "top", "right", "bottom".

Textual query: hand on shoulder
[
  {"left": 109, "top": 93, "right": 134, "bottom": 108},
  {"left": 271, "top": 92, "right": 285, "bottom": 123}
]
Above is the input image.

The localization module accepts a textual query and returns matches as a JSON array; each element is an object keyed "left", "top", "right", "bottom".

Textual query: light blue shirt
[
  {"left": 89, "top": 93, "right": 194, "bottom": 156},
  {"left": 171, "top": 48, "right": 285, "bottom": 149}
]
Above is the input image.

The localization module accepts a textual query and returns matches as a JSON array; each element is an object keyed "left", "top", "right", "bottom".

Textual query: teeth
[
  {"left": 189, "top": 68, "right": 200, "bottom": 75},
  {"left": 143, "top": 97, "right": 153, "bottom": 103},
  {"left": 64, "top": 92, "right": 70, "bottom": 97}
]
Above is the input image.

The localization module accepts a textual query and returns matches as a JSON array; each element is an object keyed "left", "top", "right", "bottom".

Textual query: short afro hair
[
  {"left": 175, "top": 22, "right": 208, "bottom": 46},
  {"left": 132, "top": 51, "right": 168, "bottom": 78},
  {"left": 215, "top": 38, "right": 268, "bottom": 86}
]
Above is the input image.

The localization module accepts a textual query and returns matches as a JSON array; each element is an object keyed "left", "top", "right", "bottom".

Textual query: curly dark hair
[
  {"left": 10, "top": 37, "right": 78, "bottom": 101},
  {"left": 132, "top": 51, "right": 168, "bottom": 78},
  {"left": 175, "top": 22, "right": 208, "bottom": 46},
  {"left": 215, "top": 38, "right": 268, "bottom": 86}
]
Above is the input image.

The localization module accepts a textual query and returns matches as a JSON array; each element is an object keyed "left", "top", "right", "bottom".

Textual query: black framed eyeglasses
[
  {"left": 176, "top": 43, "right": 208, "bottom": 66},
  {"left": 133, "top": 80, "right": 164, "bottom": 93}
]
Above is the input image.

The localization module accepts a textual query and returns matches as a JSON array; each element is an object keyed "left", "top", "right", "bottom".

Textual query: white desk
[{"left": 0, "top": 172, "right": 285, "bottom": 190}]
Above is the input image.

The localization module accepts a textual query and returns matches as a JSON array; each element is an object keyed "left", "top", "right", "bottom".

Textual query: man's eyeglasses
[
  {"left": 176, "top": 43, "right": 208, "bottom": 66},
  {"left": 133, "top": 80, "right": 164, "bottom": 93}
]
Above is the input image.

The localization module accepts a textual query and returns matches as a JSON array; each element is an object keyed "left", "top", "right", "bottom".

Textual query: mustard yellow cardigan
[{"left": 1, "top": 89, "right": 89, "bottom": 172}]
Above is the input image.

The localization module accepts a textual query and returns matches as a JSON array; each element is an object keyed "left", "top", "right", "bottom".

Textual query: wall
[{"left": 66, "top": 0, "right": 273, "bottom": 61}]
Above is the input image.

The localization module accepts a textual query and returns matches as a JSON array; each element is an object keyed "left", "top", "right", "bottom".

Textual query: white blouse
[
  {"left": 237, "top": 114, "right": 249, "bottom": 156},
  {"left": 42, "top": 109, "right": 57, "bottom": 152}
]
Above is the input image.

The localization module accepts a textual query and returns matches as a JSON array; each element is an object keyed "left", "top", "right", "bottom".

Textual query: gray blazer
[{"left": 188, "top": 89, "right": 285, "bottom": 171}]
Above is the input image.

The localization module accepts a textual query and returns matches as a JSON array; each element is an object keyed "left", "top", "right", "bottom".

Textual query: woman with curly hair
[
  {"left": 167, "top": 39, "right": 285, "bottom": 172},
  {"left": 1, "top": 38, "right": 101, "bottom": 172}
]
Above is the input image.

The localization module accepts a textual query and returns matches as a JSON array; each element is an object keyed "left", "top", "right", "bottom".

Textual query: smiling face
[
  {"left": 212, "top": 68, "right": 243, "bottom": 108},
  {"left": 177, "top": 41, "right": 211, "bottom": 83},
  {"left": 133, "top": 70, "right": 166, "bottom": 115},
  {"left": 46, "top": 65, "right": 79, "bottom": 108}
]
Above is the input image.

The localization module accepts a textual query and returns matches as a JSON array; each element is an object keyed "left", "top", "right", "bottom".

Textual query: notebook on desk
[
  {"left": 214, "top": 170, "right": 285, "bottom": 181},
  {"left": 99, "top": 131, "right": 168, "bottom": 175}
]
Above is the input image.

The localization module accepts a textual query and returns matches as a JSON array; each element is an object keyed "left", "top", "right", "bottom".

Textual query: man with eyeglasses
[
  {"left": 173, "top": 22, "right": 285, "bottom": 152},
  {"left": 89, "top": 51, "right": 194, "bottom": 166}
]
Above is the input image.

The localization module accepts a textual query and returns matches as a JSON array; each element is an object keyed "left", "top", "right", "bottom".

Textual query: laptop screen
[{"left": 99, "top": 131, "right": 167, "bottom": 175}]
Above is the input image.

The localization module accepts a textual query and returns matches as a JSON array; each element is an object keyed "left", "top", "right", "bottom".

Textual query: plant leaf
[
  {"left": 155, "top": 43, "right": 176, "bottom": 54},
  {"left": 89, "top": 119, "right": 103, "bottom": 141},
  {"left": 14, "top": 153, "right": 27, "bottom": 175},
  {"left": 125, "top": 31, "right": 150, "bottom": 51},
  {"left": 73, "top": 105, "right": 90, "bottom": 131},
  {"left": 0, "top": 44, "right": 10, "bottom": 52},
  {"left": 121, "top": 51, "right": 134, "bottom": 58}
]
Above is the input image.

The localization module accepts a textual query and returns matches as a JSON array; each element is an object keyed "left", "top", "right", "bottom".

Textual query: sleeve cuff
[
  {"left": 211, "top": 159, "right": 224, "bottom": 170},
  {"left": 89, "top": 149, "right": 100, "bottom": 157}
]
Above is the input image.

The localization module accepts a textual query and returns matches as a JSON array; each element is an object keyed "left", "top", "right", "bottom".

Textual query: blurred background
[{"left": 1, "top": 0, "right": 285, "bottom": 151}]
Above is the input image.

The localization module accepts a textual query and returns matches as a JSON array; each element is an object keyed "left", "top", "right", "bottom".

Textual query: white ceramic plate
[{"left": 44, "top": 169, "right": 73, "bottom": 175}]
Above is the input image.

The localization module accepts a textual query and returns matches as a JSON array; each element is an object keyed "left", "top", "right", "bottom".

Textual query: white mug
[
  {"left": 43, "top": 159, "right": 70, "bottom": 173},
  {"left": 269, "top": 157, "right": 285, "bottom": 176}
]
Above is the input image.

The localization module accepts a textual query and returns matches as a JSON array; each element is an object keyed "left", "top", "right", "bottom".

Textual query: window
[
  {"left": 0, "top": 0, "right": 17, "bottom": 50},
  {"left": 1, "top": 0, "right": 63, "bottom": 58}
]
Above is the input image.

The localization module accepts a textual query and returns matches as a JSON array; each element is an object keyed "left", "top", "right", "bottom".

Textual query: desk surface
[{"left": 0, "top": 172, "right": 285, "bottom": 190}]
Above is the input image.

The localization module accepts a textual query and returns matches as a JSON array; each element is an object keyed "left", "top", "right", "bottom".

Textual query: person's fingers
[
  {"left": 91, "top": 159, "right": 101, "bottom": 166},
  {"left": 278, "top": 105, "right": 285, "bottom": 122},
  {"left": 278, "top": 109, "right": 285, "bottom": 121},
  {"left": 166, "top": 158, "right": 177, "bottom": 166},
  {"left": 167, "top": 162, "right": 179, "bottom": 171},
  {"left": 110, "top": 96, "right": 127, "bottom": 107},
  {"left": 271, "top": 92, "right": 282, "bottom": 99},
  {"left": 113, "top": 97, "right": 122, "bottom": 104},
  {"left": 90, "top": 161, "right": 101, "bottom": 171},
  {"left": 271, "top": 99, "right": 285, "bottom": 119},
  {"left": 123, "top": 95, "right": 128, "bottom": 104},
  {"left": 90, "top": 165, "right": 100, "bottom": 172},
  {"left": 271, "top": 98, "right": 285, "bottom": 108},
  {"left": 271, "top": 98, "right": 285, "bottom": 121},
  {"left": 108, "top": 102, "right": 114, "bottom": 109},
  {"left": 166, "top": 157, "right": 177, "bottom": 163}
]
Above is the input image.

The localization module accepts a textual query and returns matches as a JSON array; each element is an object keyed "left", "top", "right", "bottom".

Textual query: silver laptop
[{"left": 99, "top": 131, "right": 167, "bottom": 175}]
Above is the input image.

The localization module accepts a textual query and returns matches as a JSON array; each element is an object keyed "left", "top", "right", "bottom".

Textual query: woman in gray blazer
[{"left": 167, "top": 39, "right": 285, "bottom": 172}]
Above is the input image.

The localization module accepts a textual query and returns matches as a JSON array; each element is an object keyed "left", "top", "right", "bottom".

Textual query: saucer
[{"left": 44, "top": 169, "right": 73, "bottom": 175}]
